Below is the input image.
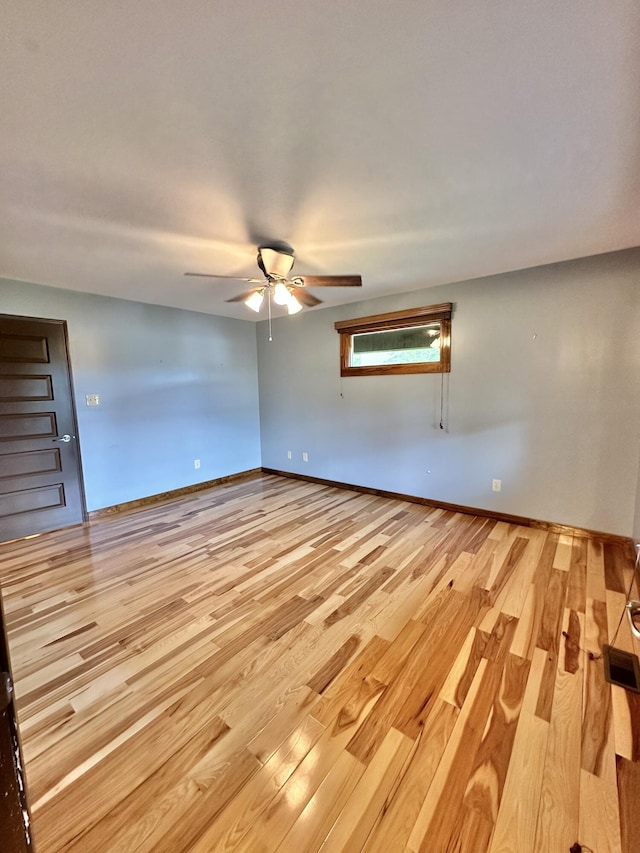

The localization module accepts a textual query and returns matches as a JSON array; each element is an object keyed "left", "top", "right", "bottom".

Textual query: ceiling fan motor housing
[{"left": 257, "top": 246, "right": 295, "bottom": 279}]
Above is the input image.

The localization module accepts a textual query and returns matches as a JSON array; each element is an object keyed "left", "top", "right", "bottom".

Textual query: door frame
[
  {"left": 0, "top": 584, "right": 34, "bottom": 852},
  {"left": 0, "top": 313, "right": 88, "bottom": 535}
]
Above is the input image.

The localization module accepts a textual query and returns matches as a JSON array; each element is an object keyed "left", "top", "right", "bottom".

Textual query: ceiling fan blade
[
  {"left": 289, "top": 285, "right": 322, "bottom": 307},
  {"left": 225, "top": 288, "right": 263, "bottom": 303},
  {"left": 185, "top": 272, "right": 265, "bottom": 283},
  {"left": 293, "top": 274, "right": 362, "bottom": 288}
]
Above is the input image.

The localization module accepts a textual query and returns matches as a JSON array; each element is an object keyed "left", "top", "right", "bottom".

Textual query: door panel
[
  {"left": 0, "top": 374, "right": 53, "bottom": 401},
  {"left": 0, "top": 316, "right": 85, "bottom": 542},
  {"left": 0, "top": 449, "right": 62, "bottom": 480},
  {"left": 0, "top": 333, "right": 49, "bottom": 363},
  {"left": 0, "top": 484, "right": 66, "bottom": 517},
  {"left": 0, "top": 412, "right": 58, "bottom": 440}
]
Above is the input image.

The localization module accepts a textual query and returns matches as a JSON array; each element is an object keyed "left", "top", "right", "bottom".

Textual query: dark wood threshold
[
  {"left": 262, "top": 467, "right": 635, "bottom": 551},
  {"left": 88, "top": 468, "right": 262, "bottom": 519}
]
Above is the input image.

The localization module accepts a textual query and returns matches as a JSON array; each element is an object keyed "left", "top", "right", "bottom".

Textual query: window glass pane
[{"left": 350, "top": 323, "right": 441, "bottom": 367}]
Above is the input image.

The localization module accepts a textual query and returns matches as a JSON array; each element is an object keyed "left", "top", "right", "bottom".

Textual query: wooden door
[
  {"left": 0, "top": 587, "right": 33, "bottom": 852},
  {"left": 0, "top": 316, "right": 85, "bottom": 543}
]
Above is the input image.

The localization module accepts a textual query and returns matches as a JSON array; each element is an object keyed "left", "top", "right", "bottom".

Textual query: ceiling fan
[{"left": 185, "top": 243, "right": 362, "bottom": 317}]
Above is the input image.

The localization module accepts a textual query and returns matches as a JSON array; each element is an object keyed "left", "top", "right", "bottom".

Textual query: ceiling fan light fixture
[
  {"left": 244, "top": 289, "right": 264, "bottom": 312},
  {"left": 273, "top": 282, "right": 291, "bottom": 305},
  {"left": 286, "top": 294, "right": 303, "bottom": 314}
]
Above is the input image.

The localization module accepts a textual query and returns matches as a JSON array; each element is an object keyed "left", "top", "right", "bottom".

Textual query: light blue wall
[
  {"left": 258, "top": 249, "right": 640, "bottom": 537},
  {"left": 1, "top": 279, "right": 261, "bottom": 511},
  {"left": 4, "top": 249, "right": 640, "bottom": 536}
]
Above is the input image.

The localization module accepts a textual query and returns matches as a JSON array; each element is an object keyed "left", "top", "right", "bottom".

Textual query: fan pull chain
[{"left": 268, "top": 289, "right": 273, "bottom": 342}]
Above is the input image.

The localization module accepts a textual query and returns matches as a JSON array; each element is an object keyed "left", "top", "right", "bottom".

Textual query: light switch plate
[{"left": 86, "top": 394, "right": 100, "bottom": 407}]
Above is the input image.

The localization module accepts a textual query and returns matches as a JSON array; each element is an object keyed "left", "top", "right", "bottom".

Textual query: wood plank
[
  {"left": 235, "top": 690, "right": 384, "bottom": 849},
  {"left": 34, "top": 712, "right": 231, "bottom": 850},
  {"left": 188, "top": 714, "right": 325, "bottom": 852},
  {"left": 361, "top": 699, "right": 459, "bottom": 852},
  {"left": 276, "top": 750, "right": 365, "bottom": 853},
  {"left": 533, "top": 609, "right": 584, "bottom": 852},
  {"left": 462, "top": 654, "right": 530, "bottom": 795},
  {"left": 510, "top": 533, "right": 557, "bottom": 660},
  {"left": 346, "top": 588, "right": 482, "bottom": 762},
  {"left": 489, "top": 711, "right": 549, "bottom": 853},
  {"left": 567, "top": 537, "right": 588, "bottom": 613},
  {"left": 440, "top": 627, "right": 488, "bottom": 709},
  {"left": 66, "top": 738, "right": 260, "bottom": 853},
  {"left": 306, "top": 633, "right": 361, "bottom": 695},
  {"left": 581, "top": 598, "right": 611, "bottom": 776},
  {"left": 617, "top": 755, "right": 640, "bottom": 853},
  {"left": 319, "top": 726, "right": 414, "bottom": 852},
  {"left": 536, "top": 568, "right": 568, "bottom": 653},
  {"left": 579, "top": 768, "right": 622, "bottom": 853},
  {"left": 407, "top": 658, "right": 503, "bottom": 851}
]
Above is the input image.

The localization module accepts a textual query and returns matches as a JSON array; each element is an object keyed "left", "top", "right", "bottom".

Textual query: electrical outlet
[
  {"left": 492, "top": 479, "right": 501, "bottom": 492},
  {"left": 86, "top": 394, "right": 100, "bottom": 407},
  {"left": 287, "top": 450, "right": 292, "bottom": 460},
  {"left": 194, "top": 459, "right": 200, "bottom": 469},
  {"left": 302, "top": 452, "right": 309, "bottom": 462}
]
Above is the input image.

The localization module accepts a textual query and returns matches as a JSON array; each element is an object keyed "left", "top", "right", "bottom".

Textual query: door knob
[{"left": 54, "top": 434, "right": 72, "bottom": 442}]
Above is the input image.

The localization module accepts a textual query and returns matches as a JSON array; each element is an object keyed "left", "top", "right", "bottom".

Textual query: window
[{"left": 334, "top": 303, "right": 451, "bottom": 376}]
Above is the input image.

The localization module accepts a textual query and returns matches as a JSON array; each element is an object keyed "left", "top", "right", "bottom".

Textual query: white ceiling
[{"left": 2, "top": 1, "right": 640, "bottom": 321}]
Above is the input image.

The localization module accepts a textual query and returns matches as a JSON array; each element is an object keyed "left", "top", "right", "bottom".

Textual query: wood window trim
[{"left": 334, "top": 303, "right": 452, "bottom": 377}]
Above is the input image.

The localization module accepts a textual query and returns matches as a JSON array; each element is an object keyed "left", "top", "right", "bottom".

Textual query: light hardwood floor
[{"left": 1, "top": 474, "right": 639, "bottom": 852}]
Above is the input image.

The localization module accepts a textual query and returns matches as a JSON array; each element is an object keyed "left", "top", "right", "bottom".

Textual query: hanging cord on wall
[{"left": 439, "top": 370, "right": 444, "bottom": 429}]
